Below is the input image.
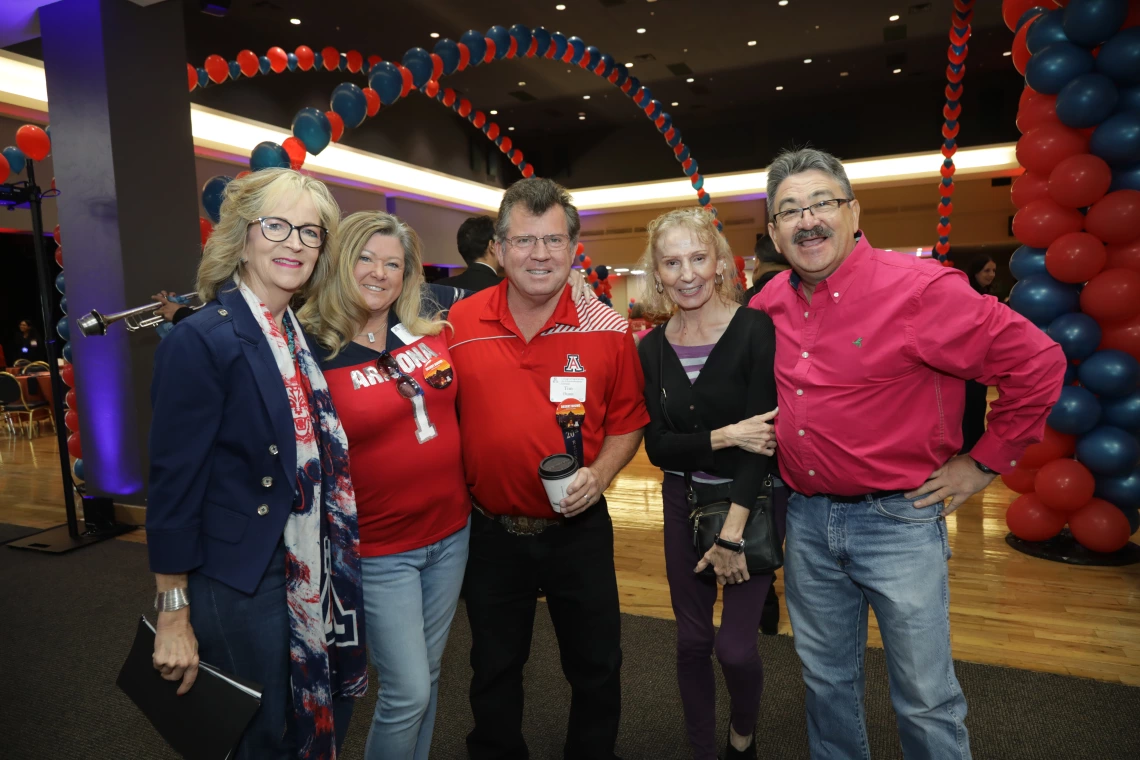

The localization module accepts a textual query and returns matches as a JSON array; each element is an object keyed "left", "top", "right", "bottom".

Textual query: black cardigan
[{"left": 637, "top": 307, "right": 778, "bottom": 510}]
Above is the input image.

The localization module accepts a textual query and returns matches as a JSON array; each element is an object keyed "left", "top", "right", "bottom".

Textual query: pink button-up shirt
[{"left": 749, "top": 233, "right": 1066, "bottom": 496}]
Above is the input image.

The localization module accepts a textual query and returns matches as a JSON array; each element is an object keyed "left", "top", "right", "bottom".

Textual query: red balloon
[
  {"left": 16, "top": 124, "right": 50, "bottom": 162},
  {"left": 457, "top": 43, "right": 470, "bottom": 71},
  {"left": 511, "top": 150, "right": 524, "bottom": 166},
  {"left": 1100, "top": 313, "right": 1140, "bottom": 360},
  {"left": 1069, "top": 498, "right": 1132, "bottom": 553},
  {"left": 1016, "top": 93, "right": 1058, "bottom": 134},
  {"left": 1085, "top": 190, "right": 1140, "bottom": 245},
  {"left": 321, "top": 46, "right": 339, "bottom": 72},
  {"left": 325, "top": 111, "right": 344, "bottom": 142},
  {"left": 1105, "top": 239, "right": 1140, "bottom": 272},
  {"left": 186, "top": 63, "right": 197, "bottom": 91},
  {"left": 1019, "top": 86, "right": 1039, "bottom": 112},
  {"left": 199, "top": 216, "right": 213, "bottom": 246},
  {"left": 1021, "top": 426, "right": 1077, "bottom": 468},
  {"left": 499, "top": 137, "right": 513, "bottom": 154},
  {"left": 1012, "top": 198, "right": 1085, "bottom": 248},
  {"left": 0, "top": 152, "right": 9, "bottom": 181},
  {"left": 581, "top": 256, "right": 592, "bottom": 268},
  {"left": 1048, "top": 154, "right": 1112, "bottom": 208},
  {"left": 54, "top": 247, "right": 63, "bottom": 267},
  {"left": 1045, "top": 232, "right": 1107, "bottom": 283},
  {"left": 1001, "top": 466, "right": 1039, "bottom": 494},
  {"left": 295, "top": 46, "right": 315, "bottom": 71},
  {"left": 1125, "top": 2, "right": 1140, "bottom": 29},
  {"left": 65, "top": 389, "right": 76, "bottom": 410},
  {"left": 236, "top": 49, "right": 258, "bottom": 77},
  {"left": 1017, "top": 124, "right": 1089, "bottom": 174},
  {"left": 52, "top": 224, "right": 61, "bottom": 245},
  {"left": 1035, "top": 458, "right": 1096, "bottom": 513},
  {"left": 1081, "top": 268, "right": 1140, "bottom": 323},
  {"left": 67, "top": 431, "right": 82, "bottom": 459},
  {"left": 346, "top": 50, "right": 363, "bottom": 73},
  {"left": 1011, "top": 171, "right": 1050, "bottom": 208},
  {"left": 430, "top": 53, "right": 444, "bottom": 81},
  {"left": 282, "top": 137, "right": 306, "bottom": 170},
  {"left": 267, "top": 46, "right": 288, "bottom": 73},
  {"left": 60, "top": 363, "right": 74, "bottom": 388},
  {"left": 204, "top": 54, "right": 228, "bottom": 84},
  {"left": 522, "top": 165, "right": 536, "bottom": 178},
  {"left": 64, "top": 409, "right": 79, "bottom": 433},
  {"left": 362, "top": 88, "right": 381, "bottom": 117},
  {"left": 235, "top": 170, "right": 251, "bottom": 179},
  {"left": 398, "top": 64, "right": 414, "bottom": 96},
  {"left": 1006, "top": 493, "right": 1068, "bottom": 541},
  {"left": 1012, "top": 18, "right": 1036, "bottom": 76},
  {"left": 587, "top": 271, "right": 599, "bottom": 283},
  {"left": 1003, "top": 0, "right": 1044, "bottom": 31}
]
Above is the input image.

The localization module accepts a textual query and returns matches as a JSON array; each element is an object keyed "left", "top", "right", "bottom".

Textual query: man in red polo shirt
[
  {"left": 750, "top": 148, "right": 1066, "bottom": 760},
  {"left": 448, "top": 177, "right": 648, "bottom": 760}
]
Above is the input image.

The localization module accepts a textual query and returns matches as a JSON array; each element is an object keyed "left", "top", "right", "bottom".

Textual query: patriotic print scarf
[{"left": 237, "top": 281, "right": 367, "bottom": 759}]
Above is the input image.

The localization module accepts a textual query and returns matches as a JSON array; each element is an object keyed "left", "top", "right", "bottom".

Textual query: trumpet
[{"left": 77, "top": 293, "right": 201, "bottom": 337}]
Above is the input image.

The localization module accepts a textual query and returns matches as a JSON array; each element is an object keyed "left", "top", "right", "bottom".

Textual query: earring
[
  {"left": 240, "top": 258, "right": 248, "bottom": 264},
  {"left": 655, "top": 279, "right": 664, "bottom": 294},
  {"left": 714, "top": 272, "right": 723, "bottom": 286}
]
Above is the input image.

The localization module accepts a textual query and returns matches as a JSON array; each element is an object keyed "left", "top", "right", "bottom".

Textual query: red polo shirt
[{"left": 447, "top": 282, "right": 649, "bottom": 517}]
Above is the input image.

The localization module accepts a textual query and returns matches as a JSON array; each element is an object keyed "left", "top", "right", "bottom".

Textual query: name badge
[
  {"left": 391, "top": 323, "right": 425, "bottom": 346},
  {"left": 550, "top": 376, "right": 587, "bottom": 403}
]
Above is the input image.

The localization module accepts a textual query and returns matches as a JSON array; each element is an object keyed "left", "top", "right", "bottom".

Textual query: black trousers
[
  {"left": 961, "top": 379, "right": 989, "bottom": 454},
  {"left": 464, "top": 499, "right": 622, "bottom": 760}
]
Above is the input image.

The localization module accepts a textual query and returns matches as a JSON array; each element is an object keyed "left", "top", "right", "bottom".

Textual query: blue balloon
[
  {"left": 613, "top": 65, "right": 629, "bottom": 88},
  {"left": 59, "top": 295, "right": 67, "bottom": 315},
  {"left": 1049, "top": 312, "right": 1103, "bottom": 359},
  {"left": 56, "top": 316, "right": 69, "bottom": 341},
  {"left": 1109, "top": 162, "right": 1140, "bottom": 192},
  {"left": 369, "top": 61, "right": 404, "bottom": 105},
  {"left": 433, "top": 38, "right": 460, "bottom": 75},
  {"left": 667, "top": 127, "right": 683, "bottom": 148},
  {"left": 1078, "top": 425, "right": 1140, "bottom": 474},
  {"left": 598, "top": 52, "right": 616, "bottom": 79},
  {"left": 258, "top": 55, "right": 271, "bottom": 74},
  {"left": 636, "top": 87, "right": 654, "bottom": 108},
  {"left": 1090, "top": 111, "right": 1140, "bottom": 165},
  {"left": 509, "top": 24, "right": 532, "bottom": 56},
  {"left": 676, "top": 145, "right": 691, "bottom": 163},
  {"left": 1008, "top": 273, "right": 1080, "bottom": 324},
  {"left": 567, "top": 35, "right": 586, "bottom": 65},
  {"left": 73, "top": 458, "right": 85, "bottom": 481},
  {"left": 62, "top": 342, "right": 72, "bottom": 363},
  {"left": 2, "top": 145, "right": 26, "bottom": 174},
  {"left": 1097, "top": 27, "right": 1140, "bottom": 85},
  {"left": 460, "top": 30, "right": 487, "bottom": 65},
  {"left": 286, "top": 52, "right": 298, "bottom": 71},
  {"left": 1049, "top": 385, "right": 1103, "bottom": 434},
  {"left": 1029, "top": 9, "right": 1070, "bottom": 54},
  {"left": 338, "top": 53, "right": 348, "bottom": 71},
  {"left": 1117, "top": 85, "right": 1140, "bottom": 115},
  {"left": 627, "top": 75, "right": 642, "bottom": 96},
  {"left": 1103, "top": 390, "right": 1140, "bottom": 432},
  {"left": 249, "top": 141, "right": 290, "bottom": 172},
  {"left": 1079, "top": 349, "right": 1140, "bottom": 397},
  {"left": 1010, "top": 245, "right": 1048, "bottom": 280},
  {"left": 55, "top": 271, "right": 65, "bottom": 294},
  {"left": 291, "top": 107, "right": 332, "bottom": 155},
  {"left": 684, "top": 158, "right": 699, "bottom": 177},
  {"left": 330, "top": 82, "right": 368, "bottom": 129},
  {"left": 486, "top": 25, "right": 510, "bottom": 59},
  {"left": 584, "top": 45, "right": 601, "bottom": 71},
  {"left": 196, "top": 67, "right": 209, "bottom": 88},
  {"left": 532, "top": 27, "right": 552, "bottom": 57},
  {"left": 1057, "top": 73, "right": 1119, "bottom": 127},
  {"left": 201, "top": 175, "right": 233, "bottom": 224},
  {"left": 402, "top": 47, "right": 433, "bottom": 89},
  {"left": 1063, "top": 0, "right": 1130, "bottom": 48},
  {"left": 1018, "top": 6, "right": 1050, "bottom": 31},
  {"left": 550, "top": 32, "right": 568, "bottom": 61},
  {"left": 646, "top": 100, "right": 662, "bottom": 120},
  {"left": 228, "top": 60, "right": 241, "bottom": 80},
  {"left": 1026, "top": 42, "right": 1096, "bottom": 94},
  {"left": 1065, "top": 361, "right": 1079, "bottom": 385},
  {"left": 1095, "top": 467, "right": 1140, "bottom": 510}
]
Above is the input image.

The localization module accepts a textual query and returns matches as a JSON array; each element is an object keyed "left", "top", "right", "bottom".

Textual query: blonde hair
[
  {"left": 299, "top": 210, "right": 446, "bottom": 357},
  {"left": 636, "top": 207, "right": 740, "bottom": 317},
  {"left": 196, "top": 168, "right": 341, "bottom": 304}
]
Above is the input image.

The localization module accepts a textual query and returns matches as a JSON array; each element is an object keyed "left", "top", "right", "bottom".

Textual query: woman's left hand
[
  {"left": 568, "top": 269, "right": 595, "bottom": 303},
  {"left": 695, "top": 544, "right": 750, "bottom": 586}
]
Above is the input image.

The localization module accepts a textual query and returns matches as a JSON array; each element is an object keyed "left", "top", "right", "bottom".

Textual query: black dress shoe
[
  {"left": 724, "top": 727, "right": 757, "bottom": 759},
  {"left": 760, "top": 583, "right": 779, "bottom": 636}
]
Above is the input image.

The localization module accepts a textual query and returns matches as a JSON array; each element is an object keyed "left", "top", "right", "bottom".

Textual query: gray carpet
[{"left": 2, "top": 522, "right": 1138, "bottom": 759}]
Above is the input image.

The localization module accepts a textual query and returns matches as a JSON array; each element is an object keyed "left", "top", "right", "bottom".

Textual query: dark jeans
[
  {"left": 464, "top": 500, "right": 622, "bottom": 760},
  {"left": 188, "top": 540, "right": 354, "bottom": 759},
  {"left": 961, "top": 380, "right": 988, "bottom": 454},
  {"left": 662, "top": 475, "right": 788, "bottom": 760}
]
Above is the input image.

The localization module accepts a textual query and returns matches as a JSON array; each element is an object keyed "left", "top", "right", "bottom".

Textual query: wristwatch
[
  {"left": 972, "top": 458, "right": 997, "bottom": 475},
  {"left": 154, "top": 587, "right": 190, "bottom": 613},
  {"left": 714, "top": 534, "right": 746, "bottom": 553}
]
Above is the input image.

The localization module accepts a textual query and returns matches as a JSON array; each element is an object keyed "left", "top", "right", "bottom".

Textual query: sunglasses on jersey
[{"left": 376, "top": 350, "right": 423, "bottom": 399}]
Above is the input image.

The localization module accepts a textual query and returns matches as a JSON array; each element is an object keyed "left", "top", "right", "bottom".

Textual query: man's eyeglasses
[
  {"left": 772, "top": 199, "right": 853, "bottom": 227},
  {"left": 377, "top": 350, "right": 422, "bottom": 399},
  {"left": 503, "top": 234, "right": 571, "bottom": 252},
  {"left": 251, "top": 216, "right": 328, "bottom": 248}
]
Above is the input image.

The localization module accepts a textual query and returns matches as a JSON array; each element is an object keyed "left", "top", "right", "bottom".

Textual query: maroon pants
[{"left": 662, "top": 474, "right": 788, "bottom": 759}]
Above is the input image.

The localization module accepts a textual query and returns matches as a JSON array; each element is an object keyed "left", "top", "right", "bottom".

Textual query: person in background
[
  {"left": 961, "top": 256, "right": 997, "bottom": 453},
  {"left": 152, "top": 290, "right": 195, "bottom": 326},
  {"left": 447, "top": 177, "right": 649, "bottom": 760},
  {"left": 435, "top": 215, "right": 502, "bottom": 292},
  {"left": 299, "top": 211, "right": 469, "bottom": 760},
  {"left": 147, "top": 168, "right": 367, "bottom": 759},
  {"left": 750, "top": 147, "right": 1065, "bottom": 759},
  {"left": 11, "top": 319, "right": 46, "bottom": 363},
  {"left": 741, "top": 233, "right": 790, "bottom": 303},
  {"left": 636, "top": 207, "right": 782, "bottom": 760}
]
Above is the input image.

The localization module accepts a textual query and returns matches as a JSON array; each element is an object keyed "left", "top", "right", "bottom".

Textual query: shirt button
[
  {"left": 269, "top": 444, "right": 279, "bottom": 455},
  {"left": 801, "top": 351, "right": 809, "bottom": 359},
  {"left": 808, "top": 470, "right": 816, "bottom": 476},
  {"left": 261, "top": 476, "right": 273, "bottom": 488},
  {"left": 257, "top": 504, "right": 269, "bottom": 516},
  {"left": 833, "top": 292, "right": 839, "bottom": 298},
  {"left": 218, "top": 309, "right": 228, "bottom": 316},
  {"left": 796, "top": 389, "right": 803, "bottom": 396},
  {"left": 689, "top": 405, "right": 695, "bottom": 410},
  {"left": 1010, "top": 460, "right": 1017, "bottom": 467},
  {"left": 798, "top": 429, "right": 805, "bottom": 436},
  {"left": 804, "top": 312, "right": 809, "bottom": 318}
]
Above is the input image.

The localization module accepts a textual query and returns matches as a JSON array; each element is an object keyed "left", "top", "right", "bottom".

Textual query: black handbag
[{"left": 654, "top": 327, "right": 784, "bottom": 578}]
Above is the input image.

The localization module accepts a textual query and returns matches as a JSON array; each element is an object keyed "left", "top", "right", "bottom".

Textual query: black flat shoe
[
  {"left": 724, "top": 727, "right": 756, "bottom": 759},
  {"left": 760, "top": 585, "right": 779, "bottom": 636}
]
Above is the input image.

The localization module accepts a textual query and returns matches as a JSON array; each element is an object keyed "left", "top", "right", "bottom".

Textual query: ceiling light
[
  {"left": 747, "top": 40, "right": 758, "bottom": 46},
  {"left": 519, "top": 81, "right": 526, "bottom": 86},
  {"left": 840, "top": 71, "right": 849, "bottom": 77},
  {"left": 556, "top": 4, "right": 566, "bottom": 9},
  {"left": 686, "top": 77, "right": 695, "bottom": 82},
  {"left": 290, "top": 18, "right": 301, "bottom": 25},
  {"left": 625, "top": 62, "right": 634, "bottom": 68},
  {"left": 615, "top": 268, "right": 630, "bottom": 273},
  {"left": 893, "top": 68, "right": 902, "bottom": 74},
  {"left": 430, "top": 32, "right": 440, "bottom": 38},
  {"left": 583, "top": 95, "right": 591, "bottom": 99},
  {"left": 631, "top": 270, "right": 646, "bottom": 275},
  {"left": 889, "top": 14, "right": 900, "bottom": 21},
  {"left": 779, "top": 0, "right": 788, "bottom": 5},
  {"left": 804, "top": 58, "right": 812, "bottom": 64},
  {"left": 1003, "top": 51, "right": 1012, "bottom": 56},
  {"left": 508, "top": 126, "right": 516, "bottom": 131},
  {"left": 637, "top": 28, "right": 647, "bottom": 34},
  {"left": 579, "top": 116, "right": 586, "bottom": 120},
  {"left": 775, "top": 86, "right": 784, "bottom": 91},
  {"left": 671, "top": 101, "right": 679, "bottom": 106},
  {"left": 489, "top": 110, "right": 498, "bottom": 115}
]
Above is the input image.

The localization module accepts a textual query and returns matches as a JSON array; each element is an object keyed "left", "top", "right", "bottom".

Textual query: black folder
[{"left": 117, "top": 616, "right": 262, "bottom": 760}]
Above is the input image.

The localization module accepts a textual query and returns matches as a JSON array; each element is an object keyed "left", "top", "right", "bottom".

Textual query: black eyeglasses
[
  {"left": 772, "top": 198, "right": 853, "bottom": 226},
  {"left": 376, "top": 350, "right": 422, "bottom": 399},
  {"left": 251, "top": 216, "right": 328, "bottom": 248}
]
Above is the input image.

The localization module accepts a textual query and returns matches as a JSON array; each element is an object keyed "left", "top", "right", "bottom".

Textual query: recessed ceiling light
[
  {"left": 804, "top": 58, "right": 812, "bottom": 64},
  {"left": 429, "top": 32, "right": 439, "bottom": 38},
  {"left": 583, "top": 95, "right": 591, "bottom": 99},
  {"left": 776, "top": 85, "right": 784, "bottom": 91},
  {"left": 893, "top": 68, "right": 902, "bottom": 74},
  {"left": 631, "top": 269, "right": 645, "bottom": 275},
  {"left": 508, "top": 126, "right": 516, "bottom": 131},
  {"left": 615, "top": 268, "right": 630, "bottom": 272},
  {"left": 578, "top": 111, "right": 586, "bottom": 116},
  {"left": 889, "top": 14, "right": 900, "bottom": 21},
  {"left": 686, "top": 77, "right": 695, "bottom": 82},
  {"left": 625, "top": 62, "right": 634, "bottom": 68},
  {"left": 579, "top": 116, "right": 586, "bottom": 120},
  {"left": 556, "top": 4, "right": 566, "bottom": 9},
  {"left": 747, "top": 40, "right": 758, "bottom": 46},
  {"left": 637, "top": 28, "right": 647, "bottom": 34},
  {"left": 671, "top": 101, "right": 679, "bottom": 106},
  {"left": 519, "top": 81, "right": 526, "bottom": 86},
  {"left": 779, "top": 0, "right": 788, "bottom": 5},
  {"left": 840, "top": 71, "right": 849, "bottom": 76},
  {"left": 489, "top": 110, "right": 498, "bottom": 115},
  {"left": 290, "top": 18, "right": 301, "bottom": 25},
  {"left": 1003, "top": 51, "right": 1012, "bottom": 56}
]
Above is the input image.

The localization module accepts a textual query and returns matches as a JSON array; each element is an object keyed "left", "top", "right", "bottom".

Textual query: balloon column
[
  {"left": 1003, "top": 0, "right": 1140, "bottom": 557},
  {"left": 934, "top": 0, "right": 976, "bottom": 267}
]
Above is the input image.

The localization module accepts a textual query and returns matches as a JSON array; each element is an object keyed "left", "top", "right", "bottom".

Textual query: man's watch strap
[
  {"left": 714, "top": 534, "right": 746, "bottom": 553},
  {"left": 972, "top": 458, "right": 997, "bottom": 475},
  {"left": 154, "top": 587, "right": 190, "bottom": 613}
]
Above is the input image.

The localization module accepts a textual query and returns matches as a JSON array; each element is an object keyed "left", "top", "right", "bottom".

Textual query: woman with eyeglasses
[{"left": 147, "top": 168, "right": 367, "bottom": 759}]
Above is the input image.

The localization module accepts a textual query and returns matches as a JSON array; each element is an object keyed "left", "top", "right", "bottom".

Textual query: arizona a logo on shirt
[{"left": 563, "top": 354, "right": 586, "bottom": 373}]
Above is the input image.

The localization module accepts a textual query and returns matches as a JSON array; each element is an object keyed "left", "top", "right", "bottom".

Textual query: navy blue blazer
[{"left": 147, "top": 286, "right": 301, "bottom": 594}]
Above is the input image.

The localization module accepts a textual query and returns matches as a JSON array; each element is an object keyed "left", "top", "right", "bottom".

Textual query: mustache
[{"left": 793, "top": 226, "right": 832, "bottom": 244}]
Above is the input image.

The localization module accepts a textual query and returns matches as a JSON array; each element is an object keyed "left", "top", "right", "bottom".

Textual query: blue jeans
[
  {"left": 361, "top": 518, "right": 470, "bottom": 760},
  {"left": 188, "top": 540, "right": 354, "bottom": 759},
  {"left": 784, "top": 492, "right": 970, "bottom": 760}
]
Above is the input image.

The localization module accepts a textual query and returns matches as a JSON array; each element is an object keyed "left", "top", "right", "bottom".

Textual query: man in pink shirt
[{"left": 749, "top": 148, "right": 1065, "bottom": 760}]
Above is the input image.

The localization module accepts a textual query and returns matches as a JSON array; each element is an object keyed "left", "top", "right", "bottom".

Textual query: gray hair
[
  {"left": 496, "top": 178, "right": 581, "bottom": 242},
  {"left": 766, "top": 148, "right": 854, "bottom": 221}
]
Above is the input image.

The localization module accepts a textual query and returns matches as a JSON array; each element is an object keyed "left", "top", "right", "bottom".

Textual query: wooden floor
[{"left": 2, "top": 429, "right": 1139, "bottom": 686}]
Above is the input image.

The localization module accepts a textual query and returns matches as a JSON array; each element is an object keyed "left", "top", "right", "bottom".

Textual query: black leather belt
[
  {"left": 814, "top": 490, "right": 908, "bottom": 503},
  {"left": 472, "top": 500, "right": 563, "bottom": 536}
]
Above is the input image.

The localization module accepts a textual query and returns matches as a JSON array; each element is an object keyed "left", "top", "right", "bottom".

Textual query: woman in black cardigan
[{"left": 636, "top": 208, "right": 784, "bottom": 760}]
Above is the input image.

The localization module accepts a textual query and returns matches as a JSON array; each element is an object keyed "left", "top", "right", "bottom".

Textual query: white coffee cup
[{"left": 539, "top": 454, "right": 579, "bottom": 513}]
